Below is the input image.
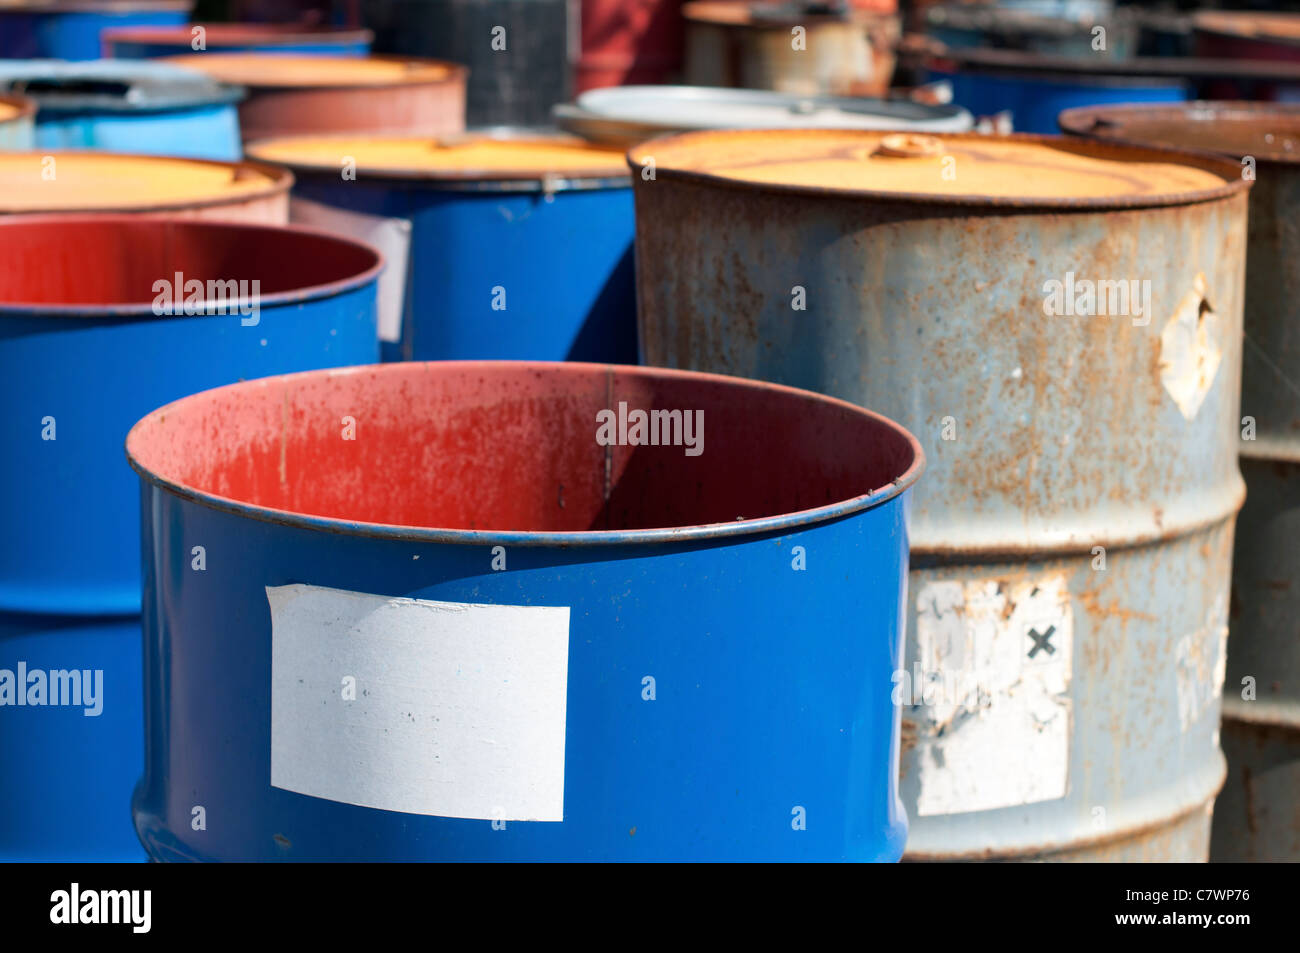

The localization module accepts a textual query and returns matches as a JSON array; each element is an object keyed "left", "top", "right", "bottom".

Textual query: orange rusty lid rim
[
  {"left": 0, "top": 152, "right": 293, "bottom": 215},
  {"left": 625, "top": 129, "right": 1250, "bottom": 210},
  {"left": 1059, "top": 101, "right": 1300, "bottom": 166},
  {"left": 158, "top": 53, "right": 467, "bottom": 90},
  {"left": 247, "top": 131, "right": 631, "bottom": 186},
  {"left": 0, "top": 93, "right": 35, "bottom": 123}
]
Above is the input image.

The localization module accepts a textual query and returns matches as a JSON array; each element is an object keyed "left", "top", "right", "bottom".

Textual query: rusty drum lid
[
  {"left": 158, "top": 53, "right": 462, "bottom": 90},
  {"left": 1059, "top": 101, "right": 1300, "bottom": 165},
  {"left": 627, "top": 129, "right": 1246, "bottom": 208}
]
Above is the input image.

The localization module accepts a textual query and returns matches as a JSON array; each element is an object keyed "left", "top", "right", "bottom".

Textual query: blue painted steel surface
[
  {"left": 0, "top": 3, "right": 189, "bottom": 61},
  {"left": 0, "top": 614, "right": 144, "bottom": 861},
  {"left": 0, "top": 224, "right": 380, "bottom": 618},
  {"left": 291, "top": 175, "right": 636, "bottom": 364},
  {"left": 929, "top": 67, "right": 1187, "bottom": 133},
  {"left": 0, "top": 60, "right": 242, "bottom": 161},
  {"left": 126, "top": 361, "right": 922, "bottom": 861},
  {"left": 106, "top": 37, "right": 370, "bottom": 58}
]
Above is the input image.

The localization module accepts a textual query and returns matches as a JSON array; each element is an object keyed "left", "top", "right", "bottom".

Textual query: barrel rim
[
  {"left": 1191, "top": 10, "right": 1300, "bottom": 48},
  {"left": 682, "top": 0, "right": 892, "bottom": 28},
  {"left": 0, "top": 215, "right": 383, "bottom": 317},
  {"left": 1059, "top": 100, "right": 1300, "bottom": 165},
  {"left": 625, "top": 129, "right": 1249, "bottom": 209},
  {"left": 158, "top": 53, "right": 468, "bottom": 92},
  {"left": 0, "top": 92, "right": 36, "bottom": 124},
  {"left": 125, "top": 360, "right": 926, "bottom": 547},
  {"left": 246, "top": 129, "right": 632, "bottom": 191},
  {"left": 101, "top": 22, "right": 376, "bottom": 49},
  {"left": 0, "top": 151, "right": 292, "bottom": 215}
]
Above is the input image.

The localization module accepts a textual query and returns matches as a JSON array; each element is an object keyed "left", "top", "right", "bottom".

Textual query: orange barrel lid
[
  {"left": 1059, "top": 102, "right": 1300, "bottom": 164},
  {"left": 158, "top": 53, "right": 462, "bottom": 89},
  {"left": 627, "top": 129, "right": 1244, "bottom": 207},
  {"left": 1192, "top": 11, "right": 1300, "bottom": 45},
  {"left": 248, "top": 131, "right": 630, "bottom": 183},
  {"left": 0, "top": 152, "right": 290, "bottom": 213}
]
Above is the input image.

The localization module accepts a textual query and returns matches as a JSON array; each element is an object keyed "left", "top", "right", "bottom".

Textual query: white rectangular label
[
  {"left": 268, "top": 583, "right": 569, "bottom": 821},
  {"left": 911, "top": 574, "right": 1073, "bottom": 816},
  {"left": 290, "top": 197, "right": 411, "bottom": 344}
]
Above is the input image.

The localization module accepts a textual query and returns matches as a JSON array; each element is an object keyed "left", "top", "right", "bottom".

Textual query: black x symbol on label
[{"left": 1027, "top": 625, "right": 1056, "bottom": 659}]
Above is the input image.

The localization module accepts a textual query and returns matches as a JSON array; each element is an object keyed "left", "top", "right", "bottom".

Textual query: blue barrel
[
  {"left": 930, "top": 64, "right": 1188, "bottom": 133},
  {"left": 103, "top": 23, "right": 373, "bottom": 58},
  {"left": 0, "top": 60, "right": 242, "bottom": 161},
  {"left": 246, "top": 132, "right": 635, "bottom": 364},
  {"left": 0, "top": 217, "right": 381, "bottom": 861},
  {"left": 125, "top": 361, "right": 924, "bottom": 861},
  {"left": 0, "top": 94, "right": 36, "bottom": 150},
  {"left": 0, "top": 615, "right": 141, "bottom": 861},
  {"left": 0, "top": 0, "right": 190, "bottom": 61}
]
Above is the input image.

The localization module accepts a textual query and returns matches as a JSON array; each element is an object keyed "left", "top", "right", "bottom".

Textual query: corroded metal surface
[
  {"left": 631, "top": 129, "right": 1248, "bottom": 860},
  {"left": 1060, "top": 103, "right": 1300, "bottom": 862},
  {"left": 683, "top": 1, "right": 900, "bottom": 98}
]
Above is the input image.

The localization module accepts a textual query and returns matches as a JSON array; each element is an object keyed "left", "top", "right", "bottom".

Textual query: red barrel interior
[
  {"left": 128, "top": 362, "right": 921, "bottom": 533},
  {"left": 0, "top": 218, "right": 380, "bottom": 309}
]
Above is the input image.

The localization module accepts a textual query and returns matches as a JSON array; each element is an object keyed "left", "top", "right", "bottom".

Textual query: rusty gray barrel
[
  {"left": 1060, "top": 102, "right": 1300, "bottom": 862},
  {"left": 631, "top": 130, "right": 1249, "bottom": 861}
]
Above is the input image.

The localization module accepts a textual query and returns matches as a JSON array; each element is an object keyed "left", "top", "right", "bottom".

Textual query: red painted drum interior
[
  {"left": 127, "top": 363, "right": 922, "bottom": 534},
  {"left": 0, "top": 218, "right": 380, "bottom": 309}
]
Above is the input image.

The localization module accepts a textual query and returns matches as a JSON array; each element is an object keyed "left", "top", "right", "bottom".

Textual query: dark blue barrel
[
  {"left": 0, "top": 60, "right": 242, "bottom": 160},
  {"left": 248, "top": 132, "right": 635, "bottom": 364},
  {"left": 0, "top": 0, "right": 190, "bottom": 60},
  {"left": 0, "top": 217, "right": 381, "bottom": 861},
  {"left": 126, "top": 361, "right": 923, "bottom": 861},
  {"left": 102, "top": 22, "right": 373, "bottom": 58},
  {"left": 924, "top": 47, "right": 1188, "bottom": 133}
]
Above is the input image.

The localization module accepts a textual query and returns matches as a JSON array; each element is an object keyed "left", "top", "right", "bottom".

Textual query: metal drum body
[
  {"left": 577, "top": 0, "right": 685, "bottom": 93},
  {"left": 928, "top": 61, "right": 1185, "bottom": 133},
  {"left": 0, "top": 615, "right": 143, "bottom": 861},
  {"left": 160, "top": 54, "right": 467, "bottom": 143},
  {"left": 247, "top": 133, "right": 635, "bottom": 364},
  {"left": 554, "top": 85, "right": 973, "bottom": 148},
  {"left": 0, "top": 217, "right": 380, "bottom": 615},
  {"left": 683, "top": 1, "right": 900, "bottom": 98},
  {"left": 1058, "top": 101, "right": 1300, "bottom": 862},
  {"left": 361, "top": 0, "right": 571, "bottom": 127},
  {"left": 0, "top": 217, "right": 380, "bottom": 861},
  {"left": 0, "top": 0, "right": 189, "bottom": 60},
  {"left": 126, "top": 361, "right": 923, "bottom": 862},
  {"left": 0, "top": 95, "right": 36, "bottom": 150},
  {"left": 631, "top": 130, "right": 1248, "bottom": 860},
  {"left": 103, "top": 23, "right": 373, "bottom": 58},
  {"left": 0, "top": 60, "right": 241, "bottom": 161}
]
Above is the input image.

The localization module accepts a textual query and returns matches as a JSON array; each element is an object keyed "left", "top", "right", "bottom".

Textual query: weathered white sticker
[
  {"left": 1159, "top": 272, "right": 1222, "bottom": 421},
  {"left": 1175, "top": 594, "right": 1228, "bottom": 735},
  {"left": 910, "top": 575, "right": 1073, "bottom": 816},
  {"left": 290, "top": 197, "right": 411, "bottom": 344},
  {"left": 268, "top": 583, "right": 569, "bottom": 822}
]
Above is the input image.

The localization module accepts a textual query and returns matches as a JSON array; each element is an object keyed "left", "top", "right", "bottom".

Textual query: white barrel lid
[{"left": 556, "top": 85, "right": 973, "bottom": 146}]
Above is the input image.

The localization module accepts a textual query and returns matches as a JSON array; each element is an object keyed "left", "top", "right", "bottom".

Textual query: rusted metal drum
[
  {"left": 0, "top": 217, "right": 381, "bottom": 861},
  {"left": 683, "top": 1, "right": 901, "bottom": 98},
  {"left": 0, "top": 95, "right": 36, "bottom": 151},
  {"left": 158, "top": 54, "right": 467, "bottom": 142},
  {"left": 0, "top": 59, "right": 242, "bottom": 160},
  {"left": 247, "top": 132, "right": 633, "bottom": 364},
  {"left": 0, "top": 0, "right": 190, "bottom": 60},
  {"left": 1192, "top": 12, "right": 1300, "bottom": 101},
  {"left": 925, "top": 1, "right": 1137, "bottom": 58},
  {"left": 555, "top": 84, "right": 972, "bottom": 147},
  {"left": 103, "top": 22, "right": 373, "bottom": 58},
  {"left": 0, "top": 152, "right": 290, "bottom": 222},
  {"left": 1059, "top": 102, "right": 1300, "bottom": 862},
  {"left": 125, "top": 360, "right": 923, "bottom": 861},
  {"left": 631, "top": 130, "right": 1248, "bottom": 860}
]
